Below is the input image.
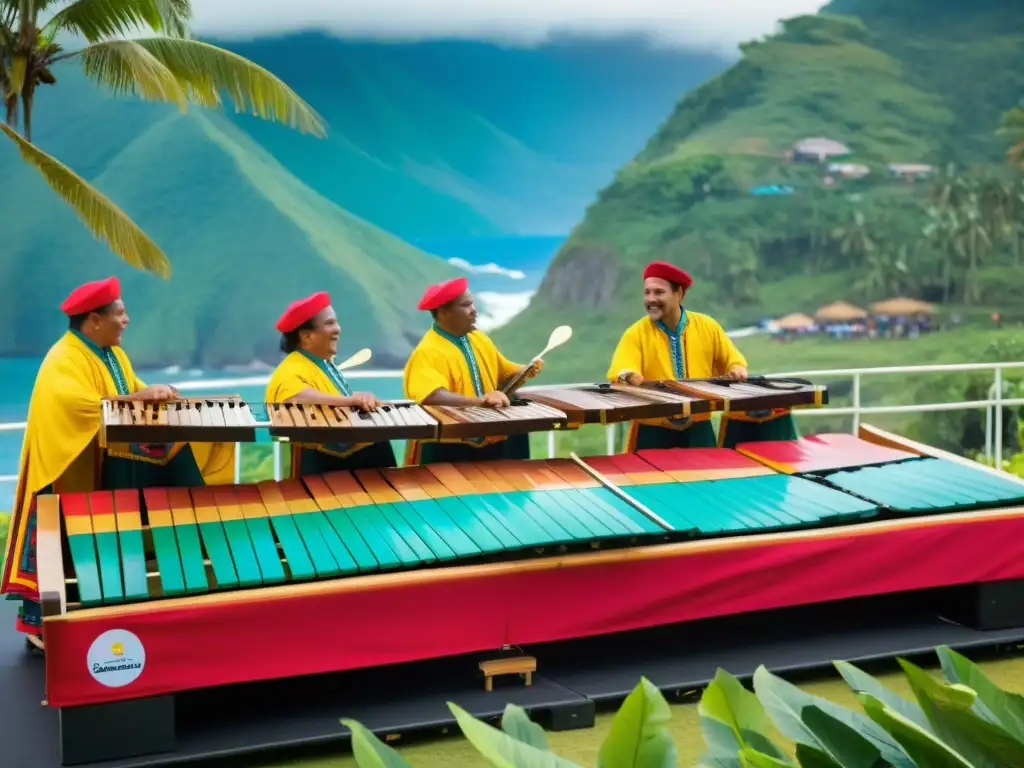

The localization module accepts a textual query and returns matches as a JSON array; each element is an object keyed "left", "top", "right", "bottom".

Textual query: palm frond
[
  {"left": 79, "top": 39, "right": 188, "bottom": 109},
  {"left": 97, "top": 37, "right": 327, "bottom": 136},
  {"left": 43, "top": 0, "right": 191, "bottom": 43},
  {"left": 0, "top": 119, "right": 171, "bottom": 277},
  {"left": 7, "top": 53, "right": 26, "bottom": 95},
  {"left": 154, "top": 0, "right": 191, "bottom": 38}
]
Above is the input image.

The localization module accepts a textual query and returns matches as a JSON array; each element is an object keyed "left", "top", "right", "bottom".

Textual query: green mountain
[
  {"left": 495, "top": 0, "right": 1024, "bottom": 379},
  {"left": 215, "top": 35, "right": 726, "bottom": 239},
  {"left": 0, "top": 65, "right": 458, "bottom": 369}
]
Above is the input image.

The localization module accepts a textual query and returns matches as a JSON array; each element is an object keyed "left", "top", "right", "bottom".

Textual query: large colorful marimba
[{"left": 35, "top": 376, "right": 1024, "bottom": 765}]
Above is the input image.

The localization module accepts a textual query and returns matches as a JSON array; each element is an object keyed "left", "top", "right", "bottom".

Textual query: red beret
[
  {"left": 643, "top": 261, "right": 693, "bottom": 290},
  {"left": 417, "top": 277, "right": 468, "bottom": 311},
  {"left": 60, "top": 276, "right": 121, "bottom": 315},
  {"left": 275, "top": 291, "right": 331, "bottom": 333}
]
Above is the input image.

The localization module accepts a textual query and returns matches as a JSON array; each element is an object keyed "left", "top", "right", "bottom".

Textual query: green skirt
[
  {"left": 297, "top": 442, "right": 397, "bottom": 475},
  {"left": 101, "top": 445, "right": 205, "bottom": 489},
  {"left": 418, "top": 434, "right": 531, "bottom": 465},
  {"left": 634, "top": 421, "right": 718, "bottom": 450},
  {"left": 718, "top": 413, "right": 799, "bottom": 449}
]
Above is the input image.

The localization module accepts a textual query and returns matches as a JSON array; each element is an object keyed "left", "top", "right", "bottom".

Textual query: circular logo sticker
[{"left": 87, "top": 629, "right": 146, "bottom": 688}]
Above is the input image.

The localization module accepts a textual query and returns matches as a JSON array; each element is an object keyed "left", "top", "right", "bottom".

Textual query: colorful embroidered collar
[
  {"left": 298, "top": 350, "right": 354, "bottom": 397},
  {"left": 655, "top": 307, "right": 688, "bottom": 379},
  {"left": 70, "top": 330, "right": 129, "bottom": 395},
  {"left": 432, "top": 323, "right": 484, "bottom": 397}
]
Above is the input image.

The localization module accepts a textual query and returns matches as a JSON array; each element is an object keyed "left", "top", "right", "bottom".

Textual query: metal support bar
[
  {"left": 996, "top": 367, "right": 1005, "bottom": 469},
  {"left": 569, "top": 452, "right": 673, "bottom": 531},
  {"left": 851, "top": 372, "right": 861, "bottom": 434}
]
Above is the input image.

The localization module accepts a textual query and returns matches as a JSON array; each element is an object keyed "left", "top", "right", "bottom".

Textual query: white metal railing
[{"left": 1, "top": 361, "right": 1022, "bottom": 488}]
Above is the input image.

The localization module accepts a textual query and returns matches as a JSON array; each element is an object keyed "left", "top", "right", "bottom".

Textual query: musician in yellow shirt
[
  {"left": 264, "top": 291, "right": 397, "bottom": 476},
  {"left": 2, "top": 277, "right": 233, "bottom": 651},
  {"left": 607, "top": 261, "right": 797, "bottom": 451},
  {"left": 402, "top": 277, "right": 542, "bottom": 465}
]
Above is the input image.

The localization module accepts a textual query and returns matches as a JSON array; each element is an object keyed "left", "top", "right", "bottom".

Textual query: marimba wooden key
[
  {"left": 660, "top": 377, "right": 828, "bottom": 414},
  {"left": 100, "top": 395, "right": 258, "bottom": 444},
  {"left": 267, "top": 401, "right": 439, "bottom": 442},
  {"left": 424, "top": 399, "right": 570, "bottom": 440},
  {"left": 521, "top": 383, "right": 711, "bottom": 425}
]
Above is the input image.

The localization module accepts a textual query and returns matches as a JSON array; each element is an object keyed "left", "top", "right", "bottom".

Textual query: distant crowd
[{"left": 770, "top": 313, "right": 938, "bottom": 342}]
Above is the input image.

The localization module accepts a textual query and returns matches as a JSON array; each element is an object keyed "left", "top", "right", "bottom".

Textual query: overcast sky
[{"left": 188, "top": 0, "right": 830, "bottom": 55}]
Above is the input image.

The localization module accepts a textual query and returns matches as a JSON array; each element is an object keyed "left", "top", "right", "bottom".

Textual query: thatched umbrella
[
  {"left": 773, "top": 312, "right": 816, "bottom": 330},
  {"left": 815, "top": 300, "right": 868, "bottom": 322},
  {"left": 870, "top": 297, "right": 936, "bottom": 315}
]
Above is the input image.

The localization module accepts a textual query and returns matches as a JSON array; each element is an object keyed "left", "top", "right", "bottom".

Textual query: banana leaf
[
  {"left": 698, "top": 669, "right": 792, "bottom": 765},
  {"left": 937, "top": 645, "right": 1024, "bottom": 741},
  {"left": 753, "top": 666, "right": 914, "bottom": 767},
  {"left": 858, "top": 692, "right": 974, "bottom": 768},
  {"left": 802, "top": 705, "right": 888, "bottom": 768},
  {"left": 834, "top": 660, "right": 931, "bottom": 732},
  {"left": 502, "top": 705, "right": 551, "bottom": 751},
  {"left": 794, "top": 744, "right": 846, "bottom": 768},
  {"left": 448, "top": 702, "right": 582, "bottom": 768},
  {"left": 597, "top": 677, "right": 677, "bottom": 768},
  {"left": 738, "top": 748, "right": 794, "bottom": 767},
  {"left": 340, "top": 719, "right": 413, "bottom": 768},
  {"left": 899, "top": 658, "right": 1024, "bottom": 768}
]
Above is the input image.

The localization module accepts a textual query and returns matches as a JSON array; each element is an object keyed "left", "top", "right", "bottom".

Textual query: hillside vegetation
[
  {"left": 495, "top": 0, "right": 1024, "bottom": 380},
  {"left": 0, "top": 65, "right": 458, "bottom": 369}
]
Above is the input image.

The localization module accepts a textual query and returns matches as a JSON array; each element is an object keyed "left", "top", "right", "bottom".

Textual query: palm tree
[
  {"left": 831, "top": 208, "right": 876, "bottom": 267},
  {"left": 954, "top": 189, "right": 991, "bottom": 306},
  {"left": 1006, "top": 178, "right": 1024, "bottom": 266},
  {"left": 922, "top": 204, "right": 960, "bottom": 303},
  {"left": 997, "top": 105, "right": 1024, "bottom": 170},
  {"left": 0, "top": 1, "right": 325, "bottom": 277}
]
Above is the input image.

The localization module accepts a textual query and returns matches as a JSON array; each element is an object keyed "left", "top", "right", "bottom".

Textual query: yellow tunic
[
  {"left": 607, "top": 311, "right": 747, "bottom": 431},
  {"left": 264, "top": 351, "right": 372, "bottom": 463},
  {"left": 2, "top": 331, "right": 232, "bottom": 599},
  {"left": 403, "top": 325, "right": 522, "bottom": 448}
]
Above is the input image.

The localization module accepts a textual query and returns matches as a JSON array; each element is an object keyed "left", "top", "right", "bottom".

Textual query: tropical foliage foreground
[{"left": 340, "top": 645, "right": 1024, "bottom": 767}]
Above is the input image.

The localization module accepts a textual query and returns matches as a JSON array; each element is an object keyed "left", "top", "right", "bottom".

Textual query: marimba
[
  {"left": 34, "top": 426, "right": 1024, "bottom": 767},
  {"left": 423, "top": 399, "right": 571, "bottom": 439},
  {"left": 520, "top": 382, "right": 714, "bottom": 425},
  {"left": 266, "top": 401, "right": 439, "bottom": 442},
  {"left": 660, "top": 376, "right": 828, "bottom": 413},
  {"left": 100, "top": 395, "right": 258, "bottom": 444},
  {"left": 44, "top": 431, "right": 1024, "bottom": 613}
]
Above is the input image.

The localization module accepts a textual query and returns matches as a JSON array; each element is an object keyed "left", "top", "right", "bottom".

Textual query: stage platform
[{"left": 6, "top": 591, "right": 1024, "bottom": 768}]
